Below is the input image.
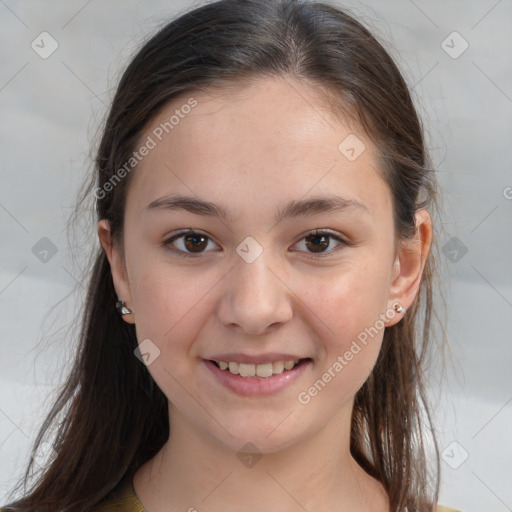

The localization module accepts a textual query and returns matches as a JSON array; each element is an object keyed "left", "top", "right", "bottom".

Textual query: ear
[
  {"left": 385, "top": 209, "right": 433, "bottom": 327},
  {"left": 98, "top": 219, "right": 135, "bottom": 324}
]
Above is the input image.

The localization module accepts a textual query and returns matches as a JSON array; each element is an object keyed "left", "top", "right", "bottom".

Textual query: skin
[{"left": 99, "top": 75, "right": 432, "bottom": 512}]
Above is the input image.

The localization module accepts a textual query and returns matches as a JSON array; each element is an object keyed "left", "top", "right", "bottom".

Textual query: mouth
[
  {"left": 209, "top": 358, "right": 312, "bottom": 378},
  {"left": 204, "top": 357, "right": 313, "bottom": 396}
]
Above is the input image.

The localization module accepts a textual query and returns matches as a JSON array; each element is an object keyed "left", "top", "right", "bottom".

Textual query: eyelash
[{"left": 162, "top": 228, "right": 348, "bottom": 259}]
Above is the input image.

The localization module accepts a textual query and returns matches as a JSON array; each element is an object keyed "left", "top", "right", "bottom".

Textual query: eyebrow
[{"left": 144, "top": 193, "right": 368, "bottom": 223}]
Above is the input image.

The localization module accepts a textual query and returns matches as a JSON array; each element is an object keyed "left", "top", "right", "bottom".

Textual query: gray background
[{"left": 1, "top": 1, "right": 511, "bottom": 510}]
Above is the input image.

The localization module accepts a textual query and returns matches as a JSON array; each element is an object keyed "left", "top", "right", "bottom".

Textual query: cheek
[
  {"left": 127, "top": 260, "right": 220, "bottom": 404},
  {"left": 301, "top": 259, "right": 391, "bottom": 332},
  {"left": 296, "top": 259, "right": 391, "bottom": 377},
  {"left": 297, "top": 295, "right": 385, "bottom": 412},
  {"left": 127, "top": 252, "right": 223, "bottom": 358}
]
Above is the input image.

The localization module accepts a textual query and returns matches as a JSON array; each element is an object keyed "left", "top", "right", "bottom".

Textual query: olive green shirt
[{"left": 95, "top": 476, "right": 462, "bottom": 512}]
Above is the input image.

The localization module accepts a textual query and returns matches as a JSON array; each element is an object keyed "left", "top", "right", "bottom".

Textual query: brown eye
[
  {"left": 293, "top": 230, "right": 346, "bottom": 257},
  {"left": 183, "top": 233, "right": 208, "bottom": 252},
  {"left": 163, "top": 230, "right": 219, "bottom": 257},
  {"left": 305, "top": 233, "right": 330, "bottom": 253}
]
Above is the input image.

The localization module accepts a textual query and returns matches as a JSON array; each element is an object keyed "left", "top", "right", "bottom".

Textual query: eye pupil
[
  {"left": 184, "top": 234, "right": 208, "bottom": 252},
  {"left": 306, "top": 234, "right": 329, "bottom": 253}
]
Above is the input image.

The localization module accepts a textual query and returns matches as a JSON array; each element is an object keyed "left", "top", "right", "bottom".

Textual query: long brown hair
[{"left": 2, "top": 1, "right": 444, "bottom": 510}]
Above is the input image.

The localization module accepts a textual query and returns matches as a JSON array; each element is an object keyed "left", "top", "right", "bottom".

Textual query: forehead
[{"left": 125, "top": 76, "right": 391, "bottom": 221}]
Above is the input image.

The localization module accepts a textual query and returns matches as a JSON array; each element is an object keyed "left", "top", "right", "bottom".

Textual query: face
[{"left": 100, "top": 75, "right": 426, "bottom": 453}]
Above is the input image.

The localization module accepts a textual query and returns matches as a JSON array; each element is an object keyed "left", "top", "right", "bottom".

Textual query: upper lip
[{"left": 206, "top": 353, "right": 309, "bottom": 365}]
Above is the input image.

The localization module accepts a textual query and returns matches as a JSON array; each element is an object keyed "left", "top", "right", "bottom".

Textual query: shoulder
[
  {"left": 94, "top": 476, "right": 146, "bottom": 512},
  {"left": 437, "top": 506, "right": 462, "bottom": 512},
  {"left": 0, "top": 478, "right": 146, "bottom": 512}
]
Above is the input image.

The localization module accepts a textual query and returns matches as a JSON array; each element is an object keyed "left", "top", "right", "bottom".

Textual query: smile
[
  {"left": 212, "top": 359, "right": 301, "bottom": 378},
  {"left": 204, "top": 358, "right": 312, "bottom": 396}
]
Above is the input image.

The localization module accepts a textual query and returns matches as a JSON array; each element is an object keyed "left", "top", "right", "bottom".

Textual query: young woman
[{"left": 2, "top": 1, "right": 460, "bottom": 511}]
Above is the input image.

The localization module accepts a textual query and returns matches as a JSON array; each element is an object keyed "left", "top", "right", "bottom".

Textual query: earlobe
[
  {"left": 115, "top": 300, "right": 133, "bottom": 316},
  {"left": 97, "top": 220, "right": 135, "bottom": 324},
  {"left": 385, "top": 209, "right": 433, "bottom": 327}
]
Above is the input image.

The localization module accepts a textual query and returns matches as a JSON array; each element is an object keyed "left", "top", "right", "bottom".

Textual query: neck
[{"left": 133, "top": 402, "right": 389, "bottom": 512}]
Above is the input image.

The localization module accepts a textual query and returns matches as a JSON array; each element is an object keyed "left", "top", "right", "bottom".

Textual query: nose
[{"left": 217, "top": 252, "right": 293, "bottom": 335}]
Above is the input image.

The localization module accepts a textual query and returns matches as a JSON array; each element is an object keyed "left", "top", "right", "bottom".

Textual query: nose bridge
[{"left": 218, "top": 247, "right": 292, "bottom": 334}]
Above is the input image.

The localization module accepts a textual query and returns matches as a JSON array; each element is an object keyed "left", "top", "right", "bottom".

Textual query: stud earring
[
  {"left": 394, "top": 303, "right": 406, "bottom": 314},
  {"left": 116, "top": 300, "right": 132, "bottom": 316}
]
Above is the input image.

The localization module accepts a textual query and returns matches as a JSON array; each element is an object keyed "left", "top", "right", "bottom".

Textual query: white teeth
[
  {"left": 238, "top": 363, "right": 256, "bottom": 377},
  {"left": 272, "top": 360, "right": 284, "bottom": 374},
  {"left": 284, "top": 360, "right": 295, "bottom": 370},
  {"left": 256, "top": 362, "right": 273, "bottom": 378},
  {"left": 215, "top": 359, "right": 301, "bottom": 378}
]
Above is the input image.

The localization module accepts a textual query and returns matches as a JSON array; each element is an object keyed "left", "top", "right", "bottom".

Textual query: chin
[{"left": 207, "top": 413, "right": 309, "bottom": 455}]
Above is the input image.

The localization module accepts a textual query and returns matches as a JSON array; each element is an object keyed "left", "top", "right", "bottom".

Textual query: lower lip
[{"left": 203, "top": 359, "right": 312, "bottom": 396}]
